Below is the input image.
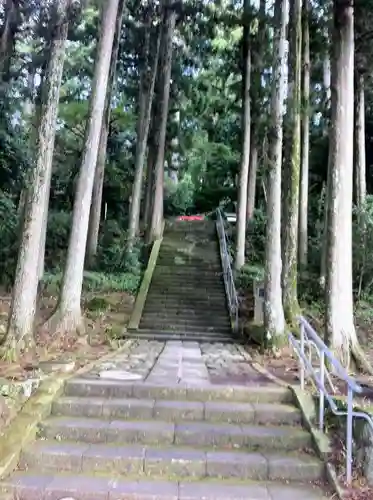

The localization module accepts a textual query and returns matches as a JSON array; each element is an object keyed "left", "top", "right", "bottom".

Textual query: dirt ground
[{"left": 0, "top": 288, "right": 134, "bottom": 431}]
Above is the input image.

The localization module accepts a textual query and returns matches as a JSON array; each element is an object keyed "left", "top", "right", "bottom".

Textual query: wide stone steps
[
  {"left": 52, "top": 396, "right": 303, "bottom": 425},
  {"left": 125, "top": 330, "right": 239, "bottom": 343},
  {"left": 20, "top": 441, "right": 323, "bottom": 482},
  {"left": 138, "top": 323, "right": 232, "bottom": 335},
  {"left": 2, "top": 371, "right": 329, "bottom": 500},
  {"left": 0, "top": 472, "right": 329, "bottom": 499},
  {"left": 139, "top": 313, "right": 231, "bottom": 328}
]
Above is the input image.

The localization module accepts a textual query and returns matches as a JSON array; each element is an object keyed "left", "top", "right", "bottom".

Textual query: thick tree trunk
[
  {"left": 47, "top": 0, "right": 120, "bottom": 335},
  {"left": 281, "top": 0, "right": 302, "bottom": 323},
  {"left": 143, "top": 138, "right": 156, "bottom": 232},
  {"left": 149, "top": 4, "right": 176, "bottom": 241},
  {"left": 355, "top": 73, "right": 366, "bottom": 208},
  {"left": 128, "top": 26, "right": 161, "bottom": 248},
  {"left": 263, "top": 0, "right": 288, "bottom": 343},
  {"left": 298, "top": 0, "right": 310, "bottom": 268},
  {"left": 0, "top": 0, "right": 19, "bottom": 82},
  {"left": 235, "top": 0, "right": 251, "bottom": 271},
  {"left": 325, "top": 0, "right": 358, "bottom": 367},
  {"left": 86, "top": 0, "right": 125, "bottom": 265},
  {"left": 246, "top": 134, "right": 257, "bottom": 221},
  {"left": 4, "top": 0, "right": 70, "bottom": 360}
]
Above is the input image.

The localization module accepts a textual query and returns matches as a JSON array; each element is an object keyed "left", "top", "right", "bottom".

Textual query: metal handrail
[
  {"left": 215, "top": 208, "right": 239, "bottom": 333},
  {"left": 289, "top": 316, "right": 373, "bottom": 484}
]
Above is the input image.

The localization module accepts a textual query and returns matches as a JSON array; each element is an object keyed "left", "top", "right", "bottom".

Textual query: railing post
[
  {"left": 346, "top": 387, "right": 353, "bottom": 485},
  {"left": 319, "top": 351, "right": 325, "bottom": 431},
  {"left": 300, "top": 321, "right": 305, "bottom": 391}
]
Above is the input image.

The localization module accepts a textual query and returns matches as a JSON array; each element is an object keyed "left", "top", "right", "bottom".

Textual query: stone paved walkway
[{"left": 1, "top": 340, "right": 331, "bottom": 499}]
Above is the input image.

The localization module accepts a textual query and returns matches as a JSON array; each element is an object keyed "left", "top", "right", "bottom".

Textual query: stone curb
[
  {"left": 127, "top": 222, "right": 165, "bottom": 331},
  {"left": 236, "top": 345, "right": 344, "bottom": 500},
  {"left": 0, "top": 339, "right": 136, "bottom": 481}
]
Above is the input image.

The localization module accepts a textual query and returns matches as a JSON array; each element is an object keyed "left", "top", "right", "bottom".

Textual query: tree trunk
[
  {"left": 263, "top": 0, "right": 288, "bottom": 343},
  {"left": 86, "top": 0, "right": 125, "bottom": 266},
  {"left": 128, "top": 24, "right": 161, "bottom": 248},
  {"left": 246, "top": 134, "right": 257, "bottom": 221},
  {"left": 0, "top": 0, "right": 19, "bottom": 82},
  {"left": 149, "top": 4, "right": 176, "bottom": 241},
  {"left": 235, "top": 0, "right": 251, "bottom": 271},
  {"left": 325, "top": 0, "right": 358, "bottom": 367},
  {"left": 298, "top": 0, "right": 310, "bottom": 268},
  {"left": 4, "top": 0, "right": 70, "bottom": 360},
  {"left": 281, "top": 0, "right": 302, "bottom": 324},
  {"left": 355, "top": 73, "right": 366, "bottom": 208},
  {"left": 143, "top": 138, "right": 156, "bottom": 232},
  {"left": 47, "top": 0, "right": 120, "bottom": 335}
]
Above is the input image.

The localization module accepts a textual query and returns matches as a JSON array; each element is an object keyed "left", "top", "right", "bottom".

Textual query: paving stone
[
  {"left": 178, "top": 481, "right": 271, "bottom": 500},
  {"left": 206, "top": 450, "right": 268, "bottom": 480},
  {"left": 145, "top": 448, "right": 206, "bottom": 477},
  {"left": 132, "top": 383, "right": 188, "bottom": 400},
  {"left": 82, "top": 444, "right": 144, "bottom": 474},
  {"left": 52, "top": 397, "right": 104, "bottom": 418},
  {"left": 102, "top": 398, "right": 155, "bottom": 420},
  {"left": 154, "top": 400, "right": 204, "bottom": 421},
  {"left": 45, "top": 475, "right": 110, "bottom": 500},
  {"left": 239, "top": 423, "right": 311, "bottom": 450},
  {"left": 109, "top": 480, "right": 178, "bottom": 499},
  {"left": 1, "top": 472, "right": 54, "bottom": 500},
  {"left": 21, "top": 442, "right": 87, "bottom": 472},
  {"left": 266, "top": 483, "right": 329, "bottom": 500},
  {"left": 267, "top": 453, "right": 324, "bottom": 481},
  {"left": 204, "top": 401, "right": 256, "bottom": 424},
  {"left": 175, "top": 422, "right": 245, "bottom": 447},
  {"left": 252, "top": 402, "right": 302, "bottom": 426},
  {"left": 65, "top": 379, "right": 134, "bottom": 398}
]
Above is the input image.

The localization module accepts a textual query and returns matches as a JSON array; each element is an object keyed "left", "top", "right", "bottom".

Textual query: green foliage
[
  {"left": 0, "top": 193, "right": 18, "bottom": 287},
  {"left": 245, "top": 209, "right": 266, "bottom": 264},
  {"left": 164, "top": 175, "right": 195, "bottom": 215},
  {"left": 42, "top": 270, "right": 140, "bottom": 295},
  {"left": 236, "top": 263, "right": 264, "bottom": 289}
]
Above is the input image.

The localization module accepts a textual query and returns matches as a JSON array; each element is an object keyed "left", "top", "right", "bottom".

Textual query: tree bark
[
  {"left": 235, "top": 0, "right": 251, "bottom": 271},
  {"left": 86, "top": 0, "right": 125, "bottom": 266},
  {"left": 325, "top": 0, "right": 358, "bottom": 367},
  {"left": 246, "top": 134, "right": 257, "bottom": 221},
  {"left": 4, "top": 0, "right": 70, "bottom": 360},
  {"left": 149, "top": 3, "right": 176, "bottom": 241},
  {"left": 263, "top": 0, "right": 288, "bottom": 343},
  {"left": 281, "top": 0, "right": 302, "bottom": 323},
  {"left": 128, "top": 24, "right": 161, "bottom": 248},
  {"left": 47, "top": 0, "right": 120, "bottom": 335},
  {"left": 355, "top": 73, "right": 366, "bottom": 208},
  {"left": 298, "top": 0, "right": 310, "bottom": 268},
  {"left": 0, "top": 0, "right": 19, "bottom": 83}
]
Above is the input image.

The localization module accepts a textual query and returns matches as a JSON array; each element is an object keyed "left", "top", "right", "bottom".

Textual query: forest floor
[{"left": 0, "top": 287, "right": 135, "bottom": 432}]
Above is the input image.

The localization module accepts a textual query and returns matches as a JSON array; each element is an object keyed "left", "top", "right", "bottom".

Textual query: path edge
[
  {"left": 0, "top": 339, "right": 136, "bottom": 481},
  {"left": 236, "top": 345, "right": 344, "bottom": 500},
  {"left": 127, "top": 222, "right": 164, "bottom": 331}
]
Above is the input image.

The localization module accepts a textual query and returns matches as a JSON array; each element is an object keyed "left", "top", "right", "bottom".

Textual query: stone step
[
  {"left": 139, "top": 313, "right": 231, "bottom": 327},
  {"left": 146, "top": 293, "right": 227, "bottom": 302},
  {"left": 64, "top": 379, "right": 292, "bottom": 404},
  {"left": 144, "top": 299, "right": 227, "bottom": 310},
  {"left": 125, "top": 330, "right": 237, "bottom": 343},
  {"left": 20, "top": 441, "right": 324, "bottom": 482},
  {"left": 52, "top": 396, "right": 303, "bottom": 426},
  {"left": 149, "top": 283, "right": 225, "bottom": 292},
  {"left": 39, "top": 417, "right": 311, "bottom": 450},
  {"left": 141, "top": 306, "right": 229, "bottom": 317},
  {"left": 138, "top": 323, "right": 232, "bottom": 335},
  {"left": 1, "top": 471, "right": 329, "bottom": 499},
  {"left": 154, "top": 265, "right": 222, "bottom": 273}
]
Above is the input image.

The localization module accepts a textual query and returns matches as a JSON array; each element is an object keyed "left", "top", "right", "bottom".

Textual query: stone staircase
[
  {"left": 1, "top": 344, "right": 329, "bottom": 499},
  {"left": 129, "top": 219, "right": 236, "bottom": 343}
]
